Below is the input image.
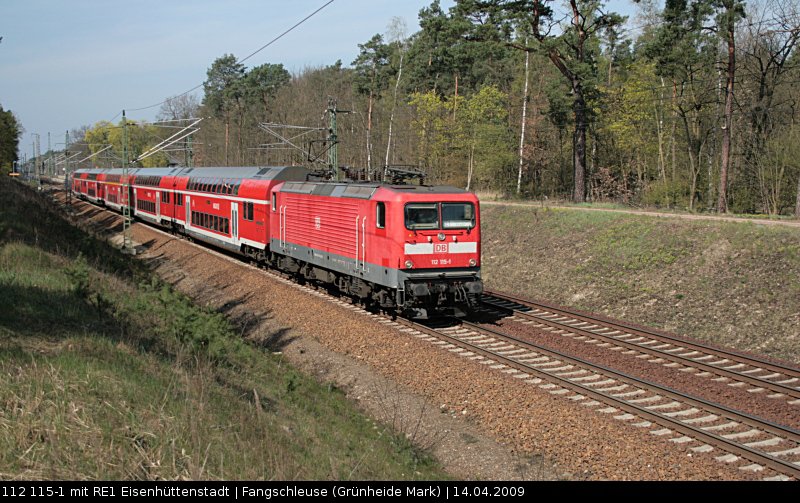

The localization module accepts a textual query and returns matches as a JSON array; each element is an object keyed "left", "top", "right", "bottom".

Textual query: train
[{"left": 70, "top": 166, "right": 483, "bottom": 318}]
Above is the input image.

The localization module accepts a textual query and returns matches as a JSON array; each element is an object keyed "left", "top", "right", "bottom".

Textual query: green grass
[
  {"left": 582, "top": 219, "right": 690, "bottom": 275},
  {"left": 0, "top": 178, "right": 447, "bottom": 480}
]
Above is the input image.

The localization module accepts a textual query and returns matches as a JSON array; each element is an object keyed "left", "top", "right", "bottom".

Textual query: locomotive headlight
[
  {"left": 469, "top": 258, "right": 477, "bottom": 267},
  {"left": 405, "top": 260, "right": 414, "bottom": 269}
]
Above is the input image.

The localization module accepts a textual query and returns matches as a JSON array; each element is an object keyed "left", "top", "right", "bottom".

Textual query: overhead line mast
[
  {"left": 327, "top": 97, "right": 351, "bottom": 181},
  {"left": 122, "top": 110, "right": 133, "bottom": 254}
]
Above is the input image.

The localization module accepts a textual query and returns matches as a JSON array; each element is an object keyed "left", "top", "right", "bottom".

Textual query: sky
[{"left": 0, "top": 0, "right": 637, "bottom": 161}]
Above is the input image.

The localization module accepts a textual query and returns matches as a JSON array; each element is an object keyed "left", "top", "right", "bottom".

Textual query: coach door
[
  {"left": 171, "top": 185, "right": 177, "bottom": 224},
  {"left": 185, "top": 196, "right": 191, "bottom": 228},
  {"left": 231, "top": 203, "right": 239, "bottom": 243}
]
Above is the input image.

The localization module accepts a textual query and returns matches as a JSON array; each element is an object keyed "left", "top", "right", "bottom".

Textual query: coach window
[{"left": 376, "top": 202, "right": 385, "bottom": 229}]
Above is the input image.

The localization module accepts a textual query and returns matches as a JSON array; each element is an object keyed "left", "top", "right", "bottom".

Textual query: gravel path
[{"left": 481, "top": 201, "right": 800, "bottom": 228}]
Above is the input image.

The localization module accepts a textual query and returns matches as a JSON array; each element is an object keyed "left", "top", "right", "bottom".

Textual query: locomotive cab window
[
  {"left": 272, "top": 193, "right": 277, "bottom": 212},
  {"left": 442, "top": 203, "right": 476, "bottom": 229},
  {"left": 376, "top": 202, "right": 385, "bottom": 229},
  {"left": 405, "top": 203, "right": 439, "bottom": 230}
]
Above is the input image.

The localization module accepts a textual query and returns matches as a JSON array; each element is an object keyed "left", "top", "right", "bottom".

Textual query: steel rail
[
  {"left": 398, "top": 316, "right": 800, "bottom": 479},
  {"left": 482, "top": 290, "right": 800, "bottom": 398}
]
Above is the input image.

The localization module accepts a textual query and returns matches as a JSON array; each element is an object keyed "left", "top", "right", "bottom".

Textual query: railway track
[
  {"left": 60, "top": 192, "right": 800, "bottom": 479},
  {"left": 396, "top": 317, "right": 800, "bottom": 480},
  {"left": 480, "top": 290, "right": 800, "bottom": 405},
  {"left": 239, "top": 265, "right": 800, "bottom": 479}
]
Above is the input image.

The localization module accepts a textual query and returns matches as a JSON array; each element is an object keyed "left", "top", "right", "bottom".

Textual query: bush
[{"left": 640, "top": 179, "right": 688, "bottom": 209}]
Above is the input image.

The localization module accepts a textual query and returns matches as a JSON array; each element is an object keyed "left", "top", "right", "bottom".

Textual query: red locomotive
[{"left": 71, "top": 166, "right": 483, "bottom": 317}]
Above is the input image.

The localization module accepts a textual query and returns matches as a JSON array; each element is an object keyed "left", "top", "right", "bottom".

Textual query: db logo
[
  {"left": 434, "top": 243, "right": 449, "bottom": 253},
  {"left": 314, "top": 216, "right": 321, "bottom": 230}
]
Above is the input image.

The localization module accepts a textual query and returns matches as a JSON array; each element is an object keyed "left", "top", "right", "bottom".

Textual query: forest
[{"left": 69, "top": 0, "right": 800, "bottom": 216}]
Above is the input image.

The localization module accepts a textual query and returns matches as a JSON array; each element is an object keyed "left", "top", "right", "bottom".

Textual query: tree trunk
[
  {"left": 366, "top": 91, "right": 374, "bottom": 178},
  {"left": 656, "top": 77, "right": 666, "bottom": 182},
  {"left": 680, "top": 110, "right": 698, "bottom": 211},
  {"left": 572, "top": 79, "right": 587, "bottom": 203},
  {"left": 237, "top": 108, "right": 243, "bottom": 165},
  {"left": 718, "top": 14, "right": 736, "bottom": 213},
  {"left": 517, "top": 48, "right": 530, "bottom": 195},
  {"left": 795, "top": 171, "right": 800, "bottom": 218},
  {"left": 453, "top": 74, "right": 459, "bottom": 119},
  {"left": 710, "top": 69, "right": 722, "bottom": 210},
  {"left": 467, "top": 141, "right": 475, "bottom": 191},
  {"left": 671, "top": 81, "right": 678, "bottom": 182},
  {"left": 224, "top": 120, "right": 229, "bottom": 167},
  {"left": 385, "top": 50, "right": 404, "bottom": 176}
]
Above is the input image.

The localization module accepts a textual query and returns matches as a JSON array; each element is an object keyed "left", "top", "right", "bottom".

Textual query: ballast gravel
[{"left": 64, "top": 197, "right": 765, "bottom": 480}]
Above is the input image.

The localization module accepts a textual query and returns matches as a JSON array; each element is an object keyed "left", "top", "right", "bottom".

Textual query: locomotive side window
[
  {"left": 272, "top": 193, "right": 277, "bottom": 211},
  {"left": 405, "top": 203, "right": 439, "bottom": 230},
  {"left": 376, "top": 202, "right": 385, "bottom": 229},
  {"left": 442, "top": 203, "right": 475, "bottom": 229}
]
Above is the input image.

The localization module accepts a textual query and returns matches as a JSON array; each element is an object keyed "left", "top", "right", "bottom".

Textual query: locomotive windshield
[
  {"left": 405, "top": 202, "right": 476, "bottom": 230},
  {"left": 405, "top": 203, "right": 439, "bottom": 230},
  {"left": 442, "top": 203, "right": 475, "bottom": 229}
]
